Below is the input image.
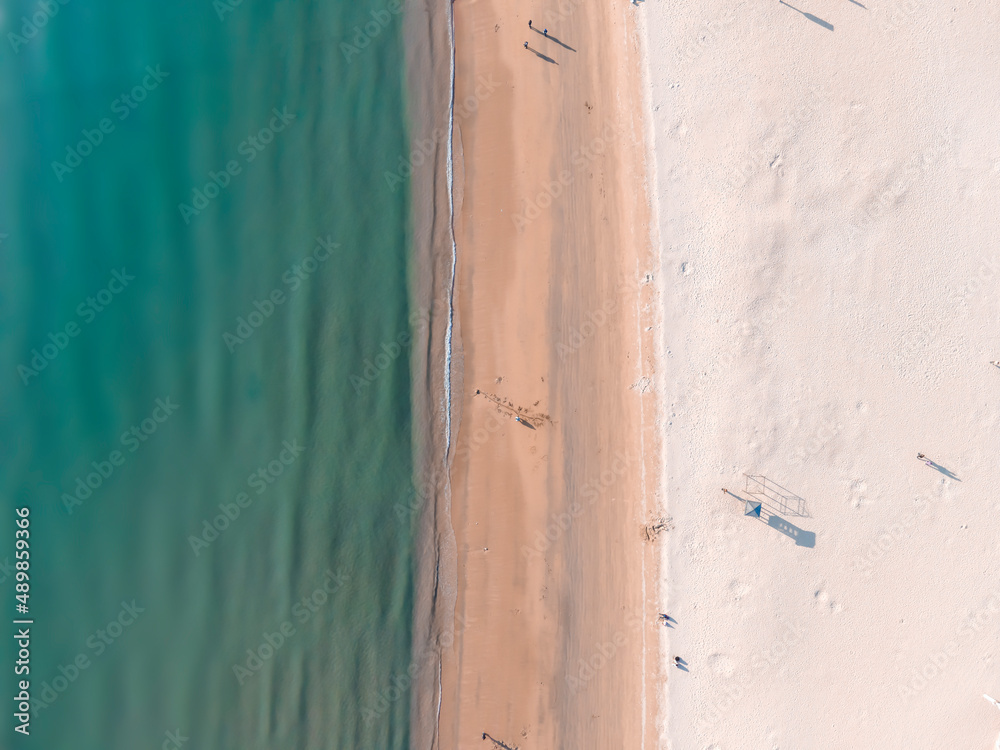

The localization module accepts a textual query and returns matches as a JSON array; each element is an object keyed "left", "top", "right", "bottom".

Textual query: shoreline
[
  {"left": 426, "top": 0, "right": 662, "bottom": 746},
  {"left": 401, "top": 0, "right": 460, "bottom": 747}
]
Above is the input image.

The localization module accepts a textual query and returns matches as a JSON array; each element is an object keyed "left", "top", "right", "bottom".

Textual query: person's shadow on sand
[
  {"left": 531, "top": 27, "right": 577, "bottom": 52},
  {"left": 525, "top": 45, "right": 558, "bottom": 65},
  {"left": 925, "top": 460, "right": 961, "bottom": 482},
  {"left": 778, "top": 0, "right": 835, "bottom": 30},
  {"left": 481, "top": 732, "right": 516, "bottom": 749}
]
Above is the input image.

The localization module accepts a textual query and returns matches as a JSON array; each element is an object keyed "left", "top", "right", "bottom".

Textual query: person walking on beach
[
  {"left": 917, "top": 453, "right": 926, "bottom": 460},
  {"left": 659, "top": 613, "right": 670, "bottom": 624},
  {"left": 544, "top": 28, "right": 548, "bottom": 36},
  {"left": 528, "top": 19, "right": 532, "bottom": 28},
  {"left": 722, "top": 488, "right": 729, "bottom": 494},
  {"left": 523, "top": 41, "right": 528, "bottom": 49}
]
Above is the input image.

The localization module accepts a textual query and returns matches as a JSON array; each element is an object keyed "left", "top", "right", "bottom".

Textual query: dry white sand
[{"left": 640, "top": 1, "right": 1000, "bottom": 747}]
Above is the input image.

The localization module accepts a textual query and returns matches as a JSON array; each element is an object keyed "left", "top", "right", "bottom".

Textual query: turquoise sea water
[{"left": 1, "top": 1, "right": 416, "bottom": 747}]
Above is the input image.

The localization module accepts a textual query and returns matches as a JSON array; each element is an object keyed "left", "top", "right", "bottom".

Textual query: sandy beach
[
  {"left": 412, "top": 0, "right": 1000, "bottom": 747},
  {"left": 430, "top": 0, "right": 660, "bottom": 747},
  {"left": 642, "top": 1, "right": 1000, "bottom": 747}
]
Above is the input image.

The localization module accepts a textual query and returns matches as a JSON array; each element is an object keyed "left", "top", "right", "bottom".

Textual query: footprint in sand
[
  {"left": 847, "top": 479, "right": 867, "bottom": 510},
  {"left": 813, "top": 586, "right": 843, "bottom": 614},
  {"left": 729, "top": 580, "right": 751, "bottom": 601}
]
